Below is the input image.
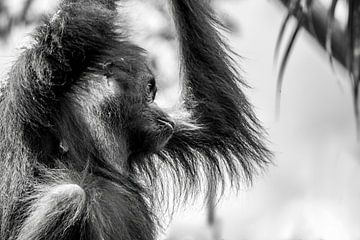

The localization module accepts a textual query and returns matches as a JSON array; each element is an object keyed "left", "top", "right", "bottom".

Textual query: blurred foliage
[
  {"left": 274, "top": 0, "right": 360, "bottom": 132},
  {"left": 0, "top": 0, "right": 239, "bottom": 41},
  {"left": 0, "top": 0, "right": 41, "bottom": 40}
]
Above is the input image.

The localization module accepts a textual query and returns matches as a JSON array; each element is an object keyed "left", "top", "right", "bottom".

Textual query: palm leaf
[{"left": 274, "top": 0, "right": 360, "bottom": 133}]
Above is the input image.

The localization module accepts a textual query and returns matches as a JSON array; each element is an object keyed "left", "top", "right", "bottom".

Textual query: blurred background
[{"left": 1, "top": 0, "right": 360, "bottom": 239}]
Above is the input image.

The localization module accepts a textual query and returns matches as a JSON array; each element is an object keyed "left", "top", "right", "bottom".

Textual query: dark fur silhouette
[{"left": 0, "top": 0, "right": 271, "bottom": 239}]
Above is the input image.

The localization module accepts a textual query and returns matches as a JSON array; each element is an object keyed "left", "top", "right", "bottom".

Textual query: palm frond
[
  {"left": 347, "top": 0, "right": 360, "bottom": 136},
  {"left": 274, "top": 0, "right": 303, "bottom": 118},
  {"left": 325, "top": 0, "right": 338, "bottom": 73},
  {"left": 275, "top": 16, "right": 303, "bottom": 118},
  {"left": 274, "top": 0, "right": 360, "bottom": 134},
  {"left": 273, "top": 1, "right": 297, "bottom": 68}
]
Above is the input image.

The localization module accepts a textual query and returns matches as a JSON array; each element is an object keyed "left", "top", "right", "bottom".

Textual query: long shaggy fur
[
  {"left": 0, "top": 0, "right": 271, "bottom": 239},
  {"left": 143, "top": 0, "right": 271, "bottom": 198}
]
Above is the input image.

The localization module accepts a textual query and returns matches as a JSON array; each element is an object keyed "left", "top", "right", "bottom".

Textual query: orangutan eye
[{"left": 146, "top": 78, "right": 157, "bottom": 102}]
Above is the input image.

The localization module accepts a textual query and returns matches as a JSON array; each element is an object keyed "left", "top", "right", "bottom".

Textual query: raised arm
[{"left": 161, "top": 0, "right": 271, "bottom": 195}]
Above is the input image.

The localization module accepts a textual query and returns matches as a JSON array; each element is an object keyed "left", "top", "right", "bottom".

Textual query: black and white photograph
[{"left": 0, "top": 0, "right": 358, "bottom": 239}]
